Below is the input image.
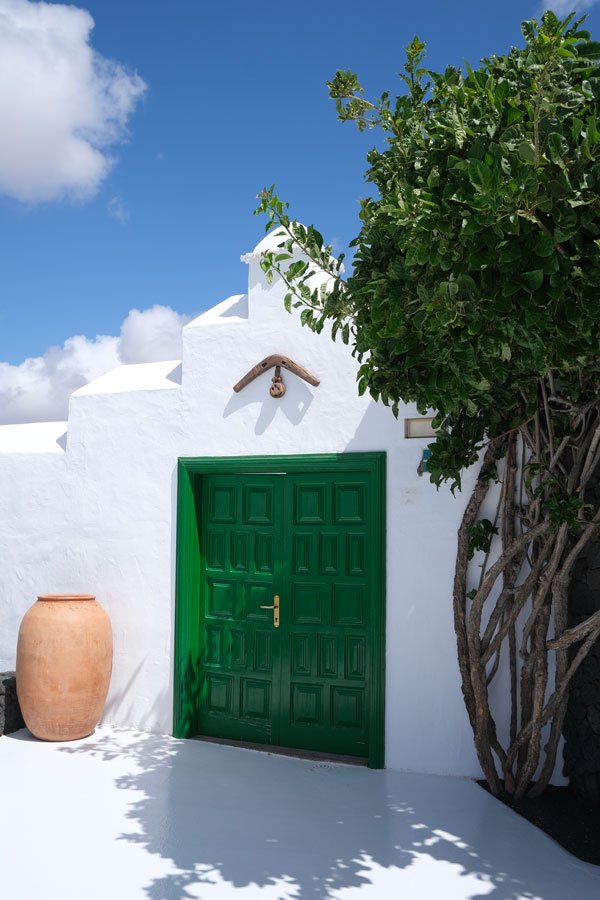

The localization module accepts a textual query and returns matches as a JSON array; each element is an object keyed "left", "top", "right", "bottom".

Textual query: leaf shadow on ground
[{"left": 60, "top": 730, "right": 598, "bottom": 900}]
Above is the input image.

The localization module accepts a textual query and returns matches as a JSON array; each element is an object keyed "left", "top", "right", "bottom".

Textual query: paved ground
[{"left": 1, "top": 727, "right": 599, "bottom": 900}]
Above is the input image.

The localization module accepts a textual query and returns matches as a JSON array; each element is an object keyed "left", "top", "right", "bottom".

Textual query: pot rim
[{"left": 37, "top": 594, "right": 96, "bottom": 601}]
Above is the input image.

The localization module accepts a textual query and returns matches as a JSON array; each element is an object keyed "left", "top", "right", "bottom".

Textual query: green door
[
  {"left": 199, "top": 474, "right": 284, "bottom": 744},
  {"left": 197, "top": 467, "right": 377, "bottom": 759}
]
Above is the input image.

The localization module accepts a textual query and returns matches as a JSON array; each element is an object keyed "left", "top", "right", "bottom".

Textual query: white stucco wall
[{"left": 0, "top": 233, "right": 496, "bottom": 776}]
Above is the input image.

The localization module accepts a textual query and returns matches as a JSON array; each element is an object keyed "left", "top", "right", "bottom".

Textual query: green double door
[{"left": 197, "top": 469, "right": 378, "bottom": 759}]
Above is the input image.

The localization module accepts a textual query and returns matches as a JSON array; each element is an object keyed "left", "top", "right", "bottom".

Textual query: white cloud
[
  {"left": 107, "top": 195, "right": 129, "bottom": 222},
  {"left": 0, "top": 305, "right": 192, "bottom": 424},
  {"left": 118, "top": 305, "right": 191, "bottom": 364},
  {"left": 540, "top": 1, "right": 599, "bottom": 14},
  {"left": 0, "top": 0, "right": 146, "bottom": 203}
]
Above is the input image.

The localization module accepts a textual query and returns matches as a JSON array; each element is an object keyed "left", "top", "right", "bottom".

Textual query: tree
[{"left": 255, "top": 11, "right": 600, "bottom": 798}]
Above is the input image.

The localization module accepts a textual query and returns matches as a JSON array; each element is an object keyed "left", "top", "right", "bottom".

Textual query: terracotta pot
[{"left": 16, "top": 594, "right": 112, "bottom": 741}]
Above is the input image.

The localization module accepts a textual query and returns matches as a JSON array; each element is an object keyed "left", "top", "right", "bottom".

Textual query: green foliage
[
  {"left": 467, "top": 518, "right": 499, "bottom": 559},
  {"left": 525, "top": 460, "right": 594, "bottom": 533},
  {"left": 256, "top": 12, "right": 600, "bottom": 495}
]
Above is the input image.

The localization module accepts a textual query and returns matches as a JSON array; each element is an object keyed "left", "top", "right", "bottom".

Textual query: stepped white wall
[{"left": 0, "top": 233, "right": 508, "bottom": 777}]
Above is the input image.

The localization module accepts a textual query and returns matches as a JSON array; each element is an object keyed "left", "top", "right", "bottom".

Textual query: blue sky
[{"left": 1, "top": 0, "right": 599, "bottom": 420}]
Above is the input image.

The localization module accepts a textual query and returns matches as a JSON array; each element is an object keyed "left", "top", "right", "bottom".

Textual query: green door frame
[{"left": 173, "top": 452, "right": 386, "bottom": 768}]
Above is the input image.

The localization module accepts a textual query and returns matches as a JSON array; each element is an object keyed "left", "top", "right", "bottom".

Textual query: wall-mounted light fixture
[
  {"left": 417, "top": 448, "right": 433, "bottom": 477},
  {"left": 404, "top": 416, "right": 437, "bottom": 439}
]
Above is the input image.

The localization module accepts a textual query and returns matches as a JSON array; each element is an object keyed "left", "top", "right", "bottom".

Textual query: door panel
[
  {"left": 198, "top": 474, "right": 283, "bottom": 743},
  {"left": 279, "top": 473, "right": 371, "bottom": 757}
]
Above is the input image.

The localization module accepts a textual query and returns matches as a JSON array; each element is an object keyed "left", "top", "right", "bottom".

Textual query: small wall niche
[{"left": 404, "top": 417, "right": 437, "bottom": 439}]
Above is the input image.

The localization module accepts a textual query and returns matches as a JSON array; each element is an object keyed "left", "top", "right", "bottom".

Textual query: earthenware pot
[{"left": 16, "top": 594, "right": 112, "bottom": 741}]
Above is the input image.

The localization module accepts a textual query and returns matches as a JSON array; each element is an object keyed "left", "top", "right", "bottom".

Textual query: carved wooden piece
[
  {"left": 269, "top": 365, "right": 286, "bottom": 398},
  {"left": 233, "top": 354, "right": 320, "bottom": 394}
]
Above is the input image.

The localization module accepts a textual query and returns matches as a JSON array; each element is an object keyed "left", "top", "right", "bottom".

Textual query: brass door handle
[{"left": 260, "top": 595, "right": 280, "bottom": 628}]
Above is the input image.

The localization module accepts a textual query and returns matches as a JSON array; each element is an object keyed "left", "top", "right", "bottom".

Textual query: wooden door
[
  {"left": 198, "top": 474, "right": 284, "bottom": 744},
  {"left": 196, "top": 464, "right": 379, "bottom": 760},
  {"left": 278, "top": 472, "right": 372, "bottom": 757}
]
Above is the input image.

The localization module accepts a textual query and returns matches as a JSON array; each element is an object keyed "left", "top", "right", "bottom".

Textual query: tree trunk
[{"left": 453, "top": 390, "right": 600, "bottom": 796}]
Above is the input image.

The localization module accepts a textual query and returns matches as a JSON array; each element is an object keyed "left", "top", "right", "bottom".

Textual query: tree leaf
[
  {"left": 548, "top": 132, "right": 569, "bottom": 166},
  {"left": 518, "top": 141, "right": 535, "bottom": 163},
  {"left": 533, "top": 231, "right": 555, "bottom": 257},
  {"left": 523, "top": 269, "right": 544, "bottom": 291},
  {"left": 468, "top": 160, "right": 494, "bottom": 193}
]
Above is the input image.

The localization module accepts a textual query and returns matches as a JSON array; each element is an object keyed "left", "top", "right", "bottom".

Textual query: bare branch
[
  {"left": 547, "top": 608, "right": 600, "bottom": 650},
  {"left": 520, "top": 524, "right": 569, "bottom": 658},
  {"left": 578, "top": 416, "right": 600, "bottom": 489},
  {"left": 469, "top": 520, "right": 550, "bottom": 638},
  {"left": 481, "top": 537, "right": 554, "bottom": 665}
]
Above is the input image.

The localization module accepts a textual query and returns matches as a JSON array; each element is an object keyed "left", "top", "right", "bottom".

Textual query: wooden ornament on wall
[{"left": 233, "top": 354, "right": 320, "bottom": 399}]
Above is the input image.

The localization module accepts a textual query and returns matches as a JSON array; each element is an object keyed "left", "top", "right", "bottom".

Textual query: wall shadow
[
  {"left": 344, "top": 401, "right": 402, "bottom": 453},
  {"left": 219, "top": 295, "right": 248, "bottom": 318},
  {"left": 102, "top": 660, "right": 146, "bottom": 726},
  {"left": 166, "top": 364, "right": 183, "bottom": 386},
  {"left": 223, "top": 375, "right": 314, "bottom": 435},
  {"left": 58, "top": 731, "right": 599, "bottom": 900}
]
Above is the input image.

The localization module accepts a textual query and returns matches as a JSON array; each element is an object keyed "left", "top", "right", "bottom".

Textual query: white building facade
[{"left": 0, "top": 234, "right": 496, "bottom": 775}]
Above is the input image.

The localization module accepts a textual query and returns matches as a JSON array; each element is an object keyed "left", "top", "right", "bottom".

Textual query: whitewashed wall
[{"left": 0, "top": 232, "right": 494, "bottom": 776}]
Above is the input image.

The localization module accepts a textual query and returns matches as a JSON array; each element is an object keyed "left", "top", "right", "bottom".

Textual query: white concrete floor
[{"left": 1, "top": 727, "right": 599, "bottom": 900}]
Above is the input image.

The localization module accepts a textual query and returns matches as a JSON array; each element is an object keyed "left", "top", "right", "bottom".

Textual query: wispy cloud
[
  {"left": 107, "top": 195, "right": 129, "bottom": 223},
  {"left": 538, "top": 1, "right": 600, "bottom": 15},
  {"left": 0, "top": 306, "right": 193, "bottom": 424},
  {"left": 0, "top": 0, "right": 146, "bottom": 203}
]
